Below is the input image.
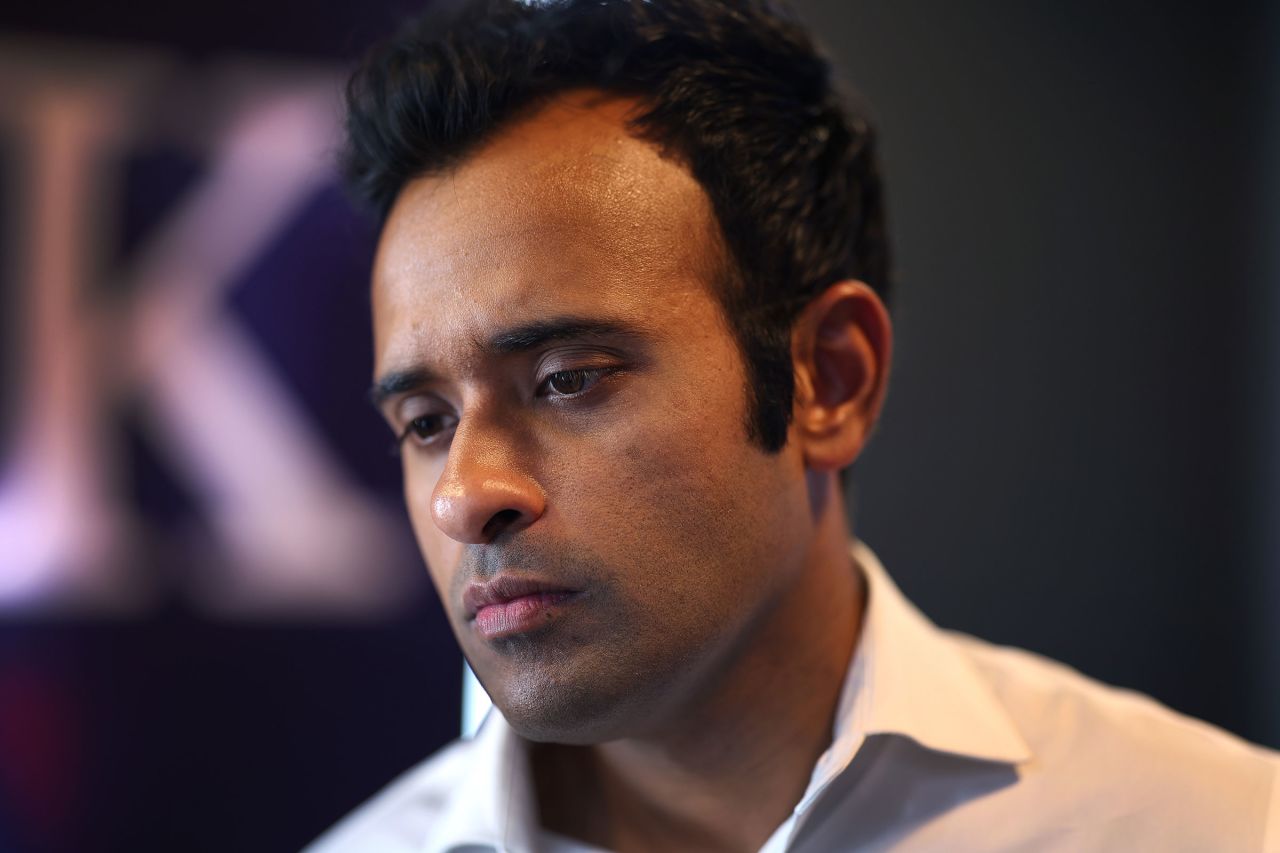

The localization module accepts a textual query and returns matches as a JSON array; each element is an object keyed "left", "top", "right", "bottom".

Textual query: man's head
[{"left": 352, "top": 0, "right": 892, "bottom": 743}]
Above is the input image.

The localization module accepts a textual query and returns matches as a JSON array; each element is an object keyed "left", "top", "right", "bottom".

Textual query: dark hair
[{"left": 344, "top": 0, "right": 890, "bottom": 452}]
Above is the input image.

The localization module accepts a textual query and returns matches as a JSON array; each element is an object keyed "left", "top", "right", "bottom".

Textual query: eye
[
  {"left": 398, "top": 412, "right": 458, "bottom": 449},
  {"left": 539, "top": 368, "right": 609, "bottom": 398},
  {"left": 548, "top": 370, "right": 585, "bottom": 395}
]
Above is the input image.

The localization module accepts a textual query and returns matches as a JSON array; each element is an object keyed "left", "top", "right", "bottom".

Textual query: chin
[{"left": 482, "top": 663, "right": 665, "bottom": 745}]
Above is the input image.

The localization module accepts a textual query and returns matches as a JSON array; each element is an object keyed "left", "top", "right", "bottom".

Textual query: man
[{"left": 308, "top": 1, "right": 1278, "bottom": 850}]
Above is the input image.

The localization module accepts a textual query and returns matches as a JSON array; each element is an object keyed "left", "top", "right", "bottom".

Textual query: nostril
[{"left": 481, "top": 508, "right": 524, "bottom": 541}]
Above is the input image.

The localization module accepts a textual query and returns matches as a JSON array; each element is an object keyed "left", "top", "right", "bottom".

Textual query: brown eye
[
  {"left": 410, "top": 414, "right": 448, "bottom": 438},
  {"left": 547, "top": 370, "right": 586, "bottom": 395},
  {"left": 399, "top": 412, "right": 457, "bottom": 448}
]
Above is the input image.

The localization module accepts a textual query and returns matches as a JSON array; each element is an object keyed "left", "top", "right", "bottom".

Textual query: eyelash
[
  {"left": 393, "top": 367, "right": 616, "bottom": 454},
  {"left": 536, "top": 367, "right": 613, "bottom": 398},
  {"left": 396, "top": 413, "right": 458, "bottom": 452}
]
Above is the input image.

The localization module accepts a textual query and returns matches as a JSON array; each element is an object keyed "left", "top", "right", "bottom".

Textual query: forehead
[{"left": 371, "top": 92, "right": 727, "bottom": 373}]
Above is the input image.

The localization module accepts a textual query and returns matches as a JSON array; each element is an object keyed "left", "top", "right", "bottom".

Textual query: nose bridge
[{"left": 430, "top": 405, "right": 544, "bottom": 544}]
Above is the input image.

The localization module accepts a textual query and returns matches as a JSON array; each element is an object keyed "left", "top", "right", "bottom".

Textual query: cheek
[
  {"left": 611, "top": 345, "right": 806, "bottom": 588},
  {"left": 559, "top": 372, "right": 769, "bottom": 578}
]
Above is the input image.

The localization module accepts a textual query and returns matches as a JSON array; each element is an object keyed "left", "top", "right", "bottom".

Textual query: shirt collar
[
  {"left": 789, "top": 542, "right": 1032, "bottom": 818},
  {"left": 424, "top": 541, "right": 1032, "bottom": 851},
  {"left": 842, "top": 541, "right": 1032, "bottom": 764}
]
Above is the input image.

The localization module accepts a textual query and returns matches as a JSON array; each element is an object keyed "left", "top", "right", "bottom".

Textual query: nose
[{"left": 430, "top": 417, "right": 545, "bottom": 544}]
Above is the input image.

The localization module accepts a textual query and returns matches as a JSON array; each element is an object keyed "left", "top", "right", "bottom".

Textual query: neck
[{"left": 535, "top": 473, "right": 863, "bottom": 852}]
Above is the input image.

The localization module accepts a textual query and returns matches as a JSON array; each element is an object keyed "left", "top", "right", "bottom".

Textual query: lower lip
[{"left": 473, "top": 591, "right": 577, "bottom": 639}]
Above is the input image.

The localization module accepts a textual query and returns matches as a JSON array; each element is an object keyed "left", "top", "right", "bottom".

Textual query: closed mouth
[{"left": 463, "top": 576, "right": 582, "bottom": 639}]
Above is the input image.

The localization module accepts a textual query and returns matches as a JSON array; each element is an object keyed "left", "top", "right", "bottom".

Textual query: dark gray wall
[
  {"left": 800, "top": 0, "right": 1277, "bottom": 745},
  {"left": 1261, "top": 0, "right": 1280, "bottom": 741}
]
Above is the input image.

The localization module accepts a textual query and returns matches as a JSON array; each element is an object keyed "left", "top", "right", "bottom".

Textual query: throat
[{"left": 533, "top": 739, "right": 784, "bottom": 853}]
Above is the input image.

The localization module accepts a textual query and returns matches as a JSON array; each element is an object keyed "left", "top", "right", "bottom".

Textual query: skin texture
[{"left": 372, "top": 91, "right": 892, "bottom": 852}]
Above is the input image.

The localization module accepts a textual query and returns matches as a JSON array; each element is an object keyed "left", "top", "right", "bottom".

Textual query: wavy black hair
[{"left": 344, "top": 0, "right": 890, "bottom": 452}]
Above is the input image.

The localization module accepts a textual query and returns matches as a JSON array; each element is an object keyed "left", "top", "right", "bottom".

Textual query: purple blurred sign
[{"left": 0, "top": 39, "right": 421, "bottom": 616}]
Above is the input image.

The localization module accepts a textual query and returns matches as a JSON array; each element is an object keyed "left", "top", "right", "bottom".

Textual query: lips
[{"left": 463, "top": 576, "right": 580, "bottom": 639}]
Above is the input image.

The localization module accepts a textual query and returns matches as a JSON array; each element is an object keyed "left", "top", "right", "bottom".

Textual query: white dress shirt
[{"left": 305, "top": 543, "right": 1280, "bottom": 852}]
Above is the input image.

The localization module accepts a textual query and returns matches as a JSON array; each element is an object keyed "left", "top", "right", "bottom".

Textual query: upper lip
[{"left": 462, "top": 576, "right": 578, "bottom": 618}]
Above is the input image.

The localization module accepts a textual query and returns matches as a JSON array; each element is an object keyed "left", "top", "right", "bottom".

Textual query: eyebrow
[
  {"left": 369, "top": 316, "right": 644, "bottom": 406},
  {"left": 486, "top": 317, "right": 639, "bottom": 353},
  {"left": 369, "top": 368, "right": 437, "bottom": 407}
]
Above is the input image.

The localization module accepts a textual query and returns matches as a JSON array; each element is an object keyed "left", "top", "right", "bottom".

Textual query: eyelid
[
  {"left": 394, "top": 390, "right": 451, "bottom": 422},
  {"left": 534, "top": 343, "right": 627, "bottom": 373}
]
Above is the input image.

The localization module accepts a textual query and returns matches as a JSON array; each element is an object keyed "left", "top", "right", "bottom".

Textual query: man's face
[{"left": 372, "top": 93, "right": 815, "bottom": 743}]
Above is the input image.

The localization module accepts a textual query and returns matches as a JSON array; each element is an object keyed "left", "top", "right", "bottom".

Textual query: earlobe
[{"left": 792, "top": 281, "right": 892, "bottom": 472}]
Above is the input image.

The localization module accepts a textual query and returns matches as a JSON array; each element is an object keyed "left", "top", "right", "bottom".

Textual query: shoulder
[
  {"left": 302, "top": 737, "right": 474, "bottom": 853},
  {"left": 951, "top": 632, "right": 1280, "bottom": 847}
]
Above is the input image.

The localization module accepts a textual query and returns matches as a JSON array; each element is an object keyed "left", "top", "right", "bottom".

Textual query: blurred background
[{"left": 0, "top": 0, "right": 1277, "bottom": 850}]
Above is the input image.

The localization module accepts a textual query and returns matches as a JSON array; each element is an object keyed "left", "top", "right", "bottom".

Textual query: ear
[{"left": 791, "top": 281, "right": 892, "bottom": 472}]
